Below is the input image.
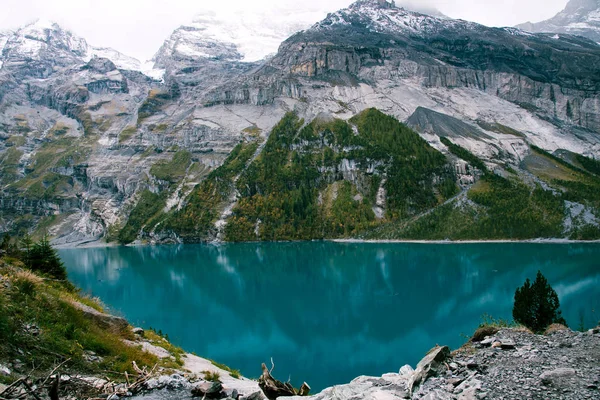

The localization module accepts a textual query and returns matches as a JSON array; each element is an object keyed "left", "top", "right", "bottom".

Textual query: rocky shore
[
  {"left": 293, "top": 325, "right": 600, "bottom": 400},
  {"left": 2, "top": 312, "right": 599, "bottom": 400}
]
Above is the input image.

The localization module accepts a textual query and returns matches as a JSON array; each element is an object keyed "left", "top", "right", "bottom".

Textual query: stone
[
  {"left": 421, "top": 389, "right": 454, "bottom": 400},
  {"left": 408, "top": 345, "right": 451, "bottom": 394},
  {"left": 539, "top": 368, "right": 577, "bottom": 385},
  {"left": 192, "top": 381, "right": 225, "bottom": 399},
  {"left": 242, "top": 391, "right": 266, "bottom": 400},
  {"left": 133, "top": 327, "right": 145, "bottom": 337},
  {"left": 70, "top": 300, "right": 128, "bottom": 333},
  {"left": 399, "top": 365, "right": 414, "bottom": 376},
  {"left": 0, "top": 364, "right": 10, "bottom": 376},
  {"left": 448, "top": 377, "right": 465, "bottom": 387},
  {"left": 500, "top": 339, "right": 516, "bottom": 350}
]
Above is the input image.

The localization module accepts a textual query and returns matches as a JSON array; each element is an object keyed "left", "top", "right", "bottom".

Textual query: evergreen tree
[
  {"left": 513, "top": 270, "right": 566, "bottom": 332},
  {"left": 20, "top": 234, "right": 33, "bottom": 268},
  {"left": 28, "top": 235, "right": 67, "bottom": 280}
]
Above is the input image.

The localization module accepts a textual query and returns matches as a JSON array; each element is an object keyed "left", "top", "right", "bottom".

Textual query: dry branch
[{"left": 258, "top": 362, "right": 310, "bottom": 400}]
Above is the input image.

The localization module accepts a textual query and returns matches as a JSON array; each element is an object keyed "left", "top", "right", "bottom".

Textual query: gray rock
[
  {"left": 408, "top": 345, "right": 451, "bottom": 395},
  {"left": 399, "top": 365, "right": 414, "bottom": 376},
  {"left": 242, "top": 391, "right": 266, "bottom": 400},
  {"left": 500, "top": 339, "right": 516, "bottom": 350},
  {"left": 192, "top": 381, "right": 225, "bottom": 399},
  {"left": 133, "top": 327, "right": 145, "bottom": 337},
  {"left": 539, "top": 368, "right": 577, "bottom": 385},
  {"left": 421, "top": 389, "right": 454, "bottom": 400}
]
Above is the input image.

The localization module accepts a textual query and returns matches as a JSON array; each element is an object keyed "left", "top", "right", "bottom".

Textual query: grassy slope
[{"left": 0, "top": 258, "right": 190, "bottom": 386}]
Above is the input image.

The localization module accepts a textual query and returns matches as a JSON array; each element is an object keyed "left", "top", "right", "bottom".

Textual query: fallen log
[{"left": 257, "top": 362, "right": 310, "bottom": 400}]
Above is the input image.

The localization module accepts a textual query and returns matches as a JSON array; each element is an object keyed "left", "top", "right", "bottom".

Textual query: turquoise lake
[{"left": 59, "top": 242, "right": 600, "bottom": 391}]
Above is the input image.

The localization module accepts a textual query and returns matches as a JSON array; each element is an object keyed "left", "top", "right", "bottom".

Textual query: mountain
[
  {"left": 1, "top": 0, "right": 600, "bottom": 244},
  {"left": 0, "top": 19, "right": 160, "bottom": 77},
  {"left": 153, "top": 6, "right": 327, "bottom": 68},
  {"left": 516, "top": 0, "right": 600, "bottom": 42},
  {"left": 395, "top": 0, "right": 448, "bottom": 18}
]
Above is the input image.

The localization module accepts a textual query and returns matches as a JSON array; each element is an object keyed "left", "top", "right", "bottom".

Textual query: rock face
[
  {"left": 290, "top": 327, "right": 600, "bottom": 400},
  {"left": 2, "top": 0, "right": 600, "bottom": 244},
  {"left": 517, "top": 0, "right": 600, "bottom": 43}
]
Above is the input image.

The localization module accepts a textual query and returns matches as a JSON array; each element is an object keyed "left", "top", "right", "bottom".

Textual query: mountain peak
[
  {"left": 564, "top": 0, "right": 600, "bottom": 13},
  {"left": 516, "top": 0, "right": 600, "bottom": 42},
  {"left": 351, "top": 0, "right": 395, "bottom": 8},
  {"left": 25, "top": 18, "right": 60, "bottom": 30}
]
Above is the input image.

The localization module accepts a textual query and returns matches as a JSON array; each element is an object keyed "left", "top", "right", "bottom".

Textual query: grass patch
[
  {"left": 6, "top": 135, "right": 27, "bottom": 147},
  {"left": 119, "top": 127, "right": 137, "bottom": 143},
  {"left": 150, "top": 150, "right": 192, "bottom": 183},
  {"left": 0, "top": 147, "right": 23, "bottom": 184},
  {"left": 203, "top": 371, "right": 221, "bottom": 382},
  {"left": 118, "top": 190, "right": 168, "bottom": 244},
  {"left": 210, "top": 360, "right": 241, "bottom": 379},
  {"left": 151, "top": 123, "right": 169, "bottom": 132},
  {"left": 524, "top": 147, "right": 585, "bottom": 183},
  {"left": 476, "top": 121, "right": 525, "bottom": 138}
]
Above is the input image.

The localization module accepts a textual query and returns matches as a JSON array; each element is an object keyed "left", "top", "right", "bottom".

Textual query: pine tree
[
  {"left": 513, "top": 270, "right": 566, "bottom": 332},
  {"left": 28, "top": 235, "right": 67, "bottom": 280}
]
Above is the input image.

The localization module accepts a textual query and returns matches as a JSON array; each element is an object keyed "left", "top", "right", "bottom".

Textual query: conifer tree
[
  {"left": 28, "top": 235, "right": 67, "bottom": 280},
  {"left": 513, "top": 270, "right": 566, "bottom": 332}
]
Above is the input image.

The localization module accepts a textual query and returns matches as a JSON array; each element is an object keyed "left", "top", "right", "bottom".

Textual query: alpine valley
[{"left": 2, "top": 0, "right": 600, "bottom": 245}]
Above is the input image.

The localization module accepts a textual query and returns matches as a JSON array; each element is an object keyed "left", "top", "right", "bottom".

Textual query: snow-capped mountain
[
  {"left": 2, "top": 0, "right": 600, "bottom": 245},
  {"left": 395, "top": 0, "right": 448, "bottom": 18},
  {"left": 307, "top": 0, "right": 474, "bottom": 38},
  {"left": 0, "top": 19, "right": 159, "bottom": 77},
  {"left": 153, "top": 6, "right": 328, "bottom": 68},
  {"left": 516, "top": 0, "right": 600, "bottom": 42}
]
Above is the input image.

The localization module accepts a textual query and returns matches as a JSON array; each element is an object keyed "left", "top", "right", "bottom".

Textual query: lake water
[{"left": 59, "top": 242, "right": 600, "bottom": 392}]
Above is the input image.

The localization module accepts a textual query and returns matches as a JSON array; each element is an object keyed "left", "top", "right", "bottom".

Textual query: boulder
[
  {"left": 539, "top": 368, "right": 577, "bottom": 386},
  {"left": 408, "top": 346, "right": 451, "bottom": 395},
  {"left": 500, "top": 339, "right": 516, "bottom": 350},
  {"left": 192, "top": 381, "right": 225, "bottom": 399},
  {"left": 70, "top": 300, "right": 128, "bottom": 333},
  {"left": 399, "top": 365, "right": 414, "bottom": 376},
  {"left": 242, "top": 391, "right": 266, "bottom": 400},
  {"left": 132, "top": 327, "right": 145, "bottom": 337},
  {"left": 0, "top": 364, "right": 10, "bottom": 376}
]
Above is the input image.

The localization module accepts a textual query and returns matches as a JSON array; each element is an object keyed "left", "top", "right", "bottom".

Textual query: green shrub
[
  {"left": 513, "top": 271, "right": 566, "bottom": 333},
  {"left": 203, "top": 370, "right": 221, "bottom": 382}
]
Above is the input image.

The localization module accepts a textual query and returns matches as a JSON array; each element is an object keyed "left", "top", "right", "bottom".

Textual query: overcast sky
[{"left": 0, "top": 0, "right": 571, "bottom": 62}]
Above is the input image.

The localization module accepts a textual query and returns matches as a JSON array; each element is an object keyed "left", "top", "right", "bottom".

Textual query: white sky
[{"left": 0, "top": 0, "right": 571, "bottom": 62}]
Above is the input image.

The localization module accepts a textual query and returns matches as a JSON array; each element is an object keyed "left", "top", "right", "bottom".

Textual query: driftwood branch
[{"left": 258, "top": 362, "right": 310, "bottom": 400}]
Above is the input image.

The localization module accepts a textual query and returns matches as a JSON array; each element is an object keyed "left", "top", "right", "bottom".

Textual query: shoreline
[
  {"left": 331, "top": 238, "right": 600, "bottom": 244},
  {"left": 54, "top": 237, "right": 600, "bottom": 249}
]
